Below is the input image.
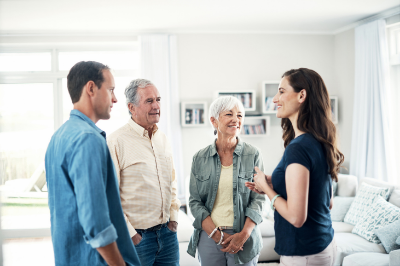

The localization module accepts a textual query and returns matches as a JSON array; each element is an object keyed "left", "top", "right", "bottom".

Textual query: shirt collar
[
  {"left": 128, "top": 118, "right": 158, "bottom": 138},
  {"left": 209, "top": 137, "right": 243, "bottom": 157},
  {"left": 70, "top": 110, "right": 106, "bottom": 138}
]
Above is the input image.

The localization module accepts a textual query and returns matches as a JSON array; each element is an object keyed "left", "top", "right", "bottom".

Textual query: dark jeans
[{"left": 135, "top": 222, "right": 180, "bottom": 266}]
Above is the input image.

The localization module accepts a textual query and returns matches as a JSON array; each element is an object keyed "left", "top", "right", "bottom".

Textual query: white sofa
[{"left": 177, "top": 174, "right": 400, "bottom": 265}]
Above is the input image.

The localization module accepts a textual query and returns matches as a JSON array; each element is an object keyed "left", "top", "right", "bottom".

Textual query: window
[
  {"left": 0, "top": 44, "right": 140, "bottom": 236},
  {"left": 0, "top": 52, "right": 51, "bottom": 71}
]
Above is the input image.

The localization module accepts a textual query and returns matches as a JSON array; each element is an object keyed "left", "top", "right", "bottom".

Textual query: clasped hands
[{"left": 217, "top": 231, "right": 249, "bottom": 254}]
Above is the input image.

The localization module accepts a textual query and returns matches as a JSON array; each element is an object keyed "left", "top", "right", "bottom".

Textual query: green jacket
[{"left": 187, "top": 138, "right": 265, "bottom": 264}]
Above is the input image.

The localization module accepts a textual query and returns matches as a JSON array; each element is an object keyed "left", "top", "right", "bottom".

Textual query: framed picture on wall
[{"left": 330, "top": 96, "right": 338, "bottom": 124}]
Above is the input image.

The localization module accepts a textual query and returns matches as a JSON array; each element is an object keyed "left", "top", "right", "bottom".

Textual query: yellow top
[{"left": 211, "top": 164, "right": 234, "bottom": 227}]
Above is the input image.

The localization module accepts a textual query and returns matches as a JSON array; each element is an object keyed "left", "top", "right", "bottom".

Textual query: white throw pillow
[
  {"left": 344, "top": 183, "right": 391, "bottom": 225},
  {"left": 352, "top": 196, "right": 400, "bottom": 243}
]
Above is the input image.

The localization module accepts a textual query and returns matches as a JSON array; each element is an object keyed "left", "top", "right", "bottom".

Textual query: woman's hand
[
  {"left": 220, "top": 232, "right": 249, "bottom": 254},
  {"left": 245, "top": 182, "right": 265, "bottom": 194},
  {"left": 253, "top": 166, "right": 271, "bottom": 193}
]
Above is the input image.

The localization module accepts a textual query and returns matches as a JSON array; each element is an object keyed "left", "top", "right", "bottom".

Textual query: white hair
[
  {"left": 125, "top": 78, "right": 153, "bottom": 114},
  {"left": 209, "top": 96, "right": 245, "bottom": 127}
]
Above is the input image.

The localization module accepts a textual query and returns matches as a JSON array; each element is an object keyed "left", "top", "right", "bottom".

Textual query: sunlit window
[
  {"left": 58, "top": 51, "right": 139, "bottom": 71},
  {"left": 0, "top": 53, "right": 51, "bottom": 72},
  {"left": 0, "top": 46, "right": 140, "bottom": 234},
  {"left": 0, "top": 83, "right": 53, "bottom": 229}
]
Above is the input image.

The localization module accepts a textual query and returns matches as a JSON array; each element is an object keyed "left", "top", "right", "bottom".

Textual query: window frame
[
  {"left": 0, "top": 42, "right": 140, "bottom": 238},
  {"left": 387, "top": 22, "right": 400, "bottom": 65}
]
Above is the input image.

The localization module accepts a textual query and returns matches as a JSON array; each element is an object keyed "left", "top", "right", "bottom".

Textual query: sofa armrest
[
  {"left": 389, "top": 249, "right": 400, "bottom": 266},
  {"left": 337, "top": 174, "right": 358, "bottom": 197}
]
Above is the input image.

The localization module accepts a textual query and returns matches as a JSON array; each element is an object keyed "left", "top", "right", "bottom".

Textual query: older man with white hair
[{"left": 107, "top": 79, "right": 181, "bottom": 266}]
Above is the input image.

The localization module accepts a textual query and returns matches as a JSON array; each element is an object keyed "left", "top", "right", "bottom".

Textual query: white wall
[
  {"left": 333, "top": 29, "right": 355, "bottom": 174},
  {"left": 177, "top": 33, "right": 341, "bottom": 178}
]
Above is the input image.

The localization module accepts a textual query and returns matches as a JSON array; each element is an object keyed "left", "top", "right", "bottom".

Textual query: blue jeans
[{"left": 135, "top": 222, "right": 180, "bottom": 266}]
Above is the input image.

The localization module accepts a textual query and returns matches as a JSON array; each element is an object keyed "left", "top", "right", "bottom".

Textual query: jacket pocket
[
  {"left": 195, "top": 173, "right": 211, "bottom": 197},
  {"left": 238, "top": 172, "right": 252, "bottom": 194}
]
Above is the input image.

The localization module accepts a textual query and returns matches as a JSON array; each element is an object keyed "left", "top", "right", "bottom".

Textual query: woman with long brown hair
[{"left": 245, "top": 68, "right": 344, "bottom": 266}]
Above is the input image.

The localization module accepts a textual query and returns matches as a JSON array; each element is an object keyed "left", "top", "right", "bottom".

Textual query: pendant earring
[{"left": 214, "top": 129, "right": 217, "bottom": 135}]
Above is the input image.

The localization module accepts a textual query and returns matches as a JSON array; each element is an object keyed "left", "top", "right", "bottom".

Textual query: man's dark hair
[{"left": 67, "top": 61, "right": 110, "bottom": 103}]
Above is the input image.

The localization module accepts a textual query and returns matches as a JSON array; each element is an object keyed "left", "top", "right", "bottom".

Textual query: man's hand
[
  {"left": 96, "top": 242, "right": 126, "bottom": 266},
  {"left": 131, "top": 233, "right": 142, "bottom": 246},
  {"left": 168, "top": 221, "right": 178, "bottom": 232}
]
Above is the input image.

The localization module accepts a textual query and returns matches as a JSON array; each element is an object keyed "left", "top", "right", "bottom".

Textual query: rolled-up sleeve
[
  {"left": 188, "top": 155, "right": 210, "bottom": 230},
  {"left": 82, "top": 224, "right": 117, "bottom": 248},
  {"left": 69, "top": 133, "right": 117, "bottom": 248},
  {"left": 245, "top": 150, "right": 266, "bottom": 225}
]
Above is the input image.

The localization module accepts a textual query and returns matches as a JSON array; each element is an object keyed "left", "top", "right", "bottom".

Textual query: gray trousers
[{"left": 197, "top": 230, "right": 259, "bottom": 266}]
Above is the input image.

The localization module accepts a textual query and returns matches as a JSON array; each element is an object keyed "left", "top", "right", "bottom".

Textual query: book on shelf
[
  {"left": 220, "top": 93, "right": 252, "bottom": 108},
  {"left": 185, "top": 108, "right": 204, "bottom": 125},
  {"left": 241, "top": 123, "right": 266, "bottom": 135},
  {"left": 265, "top": 97, "right": 277, "bottom": 111}
]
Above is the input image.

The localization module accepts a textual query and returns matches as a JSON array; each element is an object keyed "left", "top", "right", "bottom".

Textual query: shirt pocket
[
  {"left": 194, "top": 173, "right": 211, "bottom": 198},
  {"left": 238, "top": 172, "right": 253, "bottom": 194}
]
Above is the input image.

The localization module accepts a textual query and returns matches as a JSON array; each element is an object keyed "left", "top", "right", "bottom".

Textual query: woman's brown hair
[{"left": 281, "top": 68, "right": 344, "bottom": 182}]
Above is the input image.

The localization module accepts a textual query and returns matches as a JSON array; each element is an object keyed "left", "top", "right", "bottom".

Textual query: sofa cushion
[
  {"left": 258, "top": 218, "right": 275, "bottom": 237},
  {"left": 332, "top": 222, "right": 354, "bottom": 233},
  {"left": 375, "top": 219, "right": 400, "bottom": 253},
  {"left": 360, "top": 177, "right": 396, "bottom": 196},
  {"left": 177, "top": 210, "right": 195, "bottom": 242},
  {"left": 342, "top": 252, "right": 389, "bottom": 266},
  {"left": 352, "top": 196, "right": 400, "bottom": 243},
  {"left": 337, "top": 174, "right": 358, "bottom": 197},
  {"left": 390, "top": 249, "right": 400, "bottom": 266},
  {"left": 334, "top": 233, "right": 386, "bottom": 266},
  {"left": 389, "top": 189, "right": 400, "bottom": 208},
  {"left": 331, "top": 197, "right": 354, "bottom": 222},
  {"left": 344, "top": 183, "right": 391, "bottom": 225}
]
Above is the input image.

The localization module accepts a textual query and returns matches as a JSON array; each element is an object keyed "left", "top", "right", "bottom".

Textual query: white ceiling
[{"left": 0, "top": 0, "right": 399, "bottom": 35}]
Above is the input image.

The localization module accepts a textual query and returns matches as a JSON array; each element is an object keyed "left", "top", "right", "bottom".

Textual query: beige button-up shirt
[{"left": 107, "top": 118, "right": 180, "bottom": 237}]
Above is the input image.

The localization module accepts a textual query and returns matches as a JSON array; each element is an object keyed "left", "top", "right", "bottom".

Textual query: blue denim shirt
[
  {"left": 187, "top": 138, "right": 265, "bottom": 264},
  {"left": 45, "top": 110, "right": 140, "bottom": 266}
]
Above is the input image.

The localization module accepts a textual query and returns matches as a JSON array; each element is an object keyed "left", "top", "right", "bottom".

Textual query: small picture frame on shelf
[
  {"left": 240, "top": 116, "right": 270, "bottom": 137},
  {"left": 330, "top": 96, "right": 338, "bottom": 124},
  {"left": 261, "top": 81, "right": 280, "bottom": 114},
  {"left": 181, "top": 101, "right": 208, "bottom": 127},
  {"left": 216, "top": 90, "right": 256, "bottom": 111}
]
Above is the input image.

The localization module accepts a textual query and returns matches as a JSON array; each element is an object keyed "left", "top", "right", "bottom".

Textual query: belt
[
  {"left": 140, "top": 223, "right": 166, "bottom": 231},
  {"left": 219, "top": 226, "right": 234, "bottom": 230}
]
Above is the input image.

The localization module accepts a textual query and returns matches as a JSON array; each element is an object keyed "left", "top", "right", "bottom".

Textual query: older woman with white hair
[{"left": 187, "top": 96, "right": 265, "bottom": 266}]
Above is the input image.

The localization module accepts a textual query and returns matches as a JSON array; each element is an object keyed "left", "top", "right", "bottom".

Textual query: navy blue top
[
  {"left": 271, "top": 133, "right": 333, "bottom": 256},
  {"left": 45, "top": 110, "right": 140, "bottom": 266}
]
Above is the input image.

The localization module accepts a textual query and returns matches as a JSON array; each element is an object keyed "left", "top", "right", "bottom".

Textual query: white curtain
[
  {"left": 140, "top": 34, "right": 186, "bottom": 202},
  {"left": 350, "top": 19, "right": 396, "bottom": 183}
]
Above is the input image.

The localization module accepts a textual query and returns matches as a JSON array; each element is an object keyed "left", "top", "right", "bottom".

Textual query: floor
[
  {"left": 2, "top": 237, "right": 279, "bottom": 266},
  {"left": 3, "top": 238, "right": 54, "bottom": 266}
]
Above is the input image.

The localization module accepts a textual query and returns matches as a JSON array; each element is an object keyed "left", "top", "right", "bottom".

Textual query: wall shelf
[
  {"left": 261, "top": 81, "right": 279, "bottom": 114},
  {"left": 241, "top": 115, "right": 270, "bottom": 137},
  {"left": 215, "top": 90, "right": 256, "bottom": 112},
  {"left": 181, "top": 101, "right": 208, "bottom": 127}
]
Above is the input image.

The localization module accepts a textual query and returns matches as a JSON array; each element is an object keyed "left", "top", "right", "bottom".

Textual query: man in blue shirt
[{"left": 45, "top": 61, "right": 140, "bottom": 266}]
